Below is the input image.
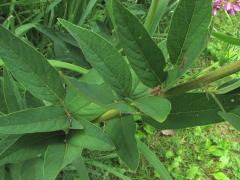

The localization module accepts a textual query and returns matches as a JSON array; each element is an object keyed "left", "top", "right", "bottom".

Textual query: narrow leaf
[
  {"left": 88, "top": 161, "right": 132, "bottom": 180},
  {"left": 79, "top": 0, "right": 98, "bottom": 25},
  {"left": 0, "top": 79, "right": 8, "bottom": 114},
  {"left": 218, "top": 108, "right": 240, "bottom": 131},
  {"left": 59, "top": 19, "right": 132, "bottom": 97},
  {"left": 105, "top": 116, "right": 139, "bottom": 170},
  {"left": 112, "top": 0, "right": 167, "bottom": 87},
  {"left": 212, "top": 31, "right": 240, "bottom": 46},
  {"left": 134, "top": 96, "right": 171, "bottom": 123},
  {"left": 138, "top": 140, "right": 172, "bottom": 180},
  {"left": 0, "top": 106, "right": 70, "bottom": 134},
  {"left": 0, "top": 26, "right": 65, "bottom": 102}
]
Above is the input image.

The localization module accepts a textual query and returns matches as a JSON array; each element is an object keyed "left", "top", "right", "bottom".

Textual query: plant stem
[
  {"left": 48, "top": 60, "right": 89, "bottom": 74},
  {"left": 0, "top": 59, "right": 89, "bottom": 74},
  {"left": 164, "top": 60, "right": 240, "bottom": 97},
  {"left": 144, "top": 0, "right": 166, "bottom": 35},
  {"left": 98, "top": 109, "right": 121, "bottom": 122}
]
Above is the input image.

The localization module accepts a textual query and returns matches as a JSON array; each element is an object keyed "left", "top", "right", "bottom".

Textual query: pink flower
[{"left": 213, "top": 0, "right": 240, "bottom": 15}]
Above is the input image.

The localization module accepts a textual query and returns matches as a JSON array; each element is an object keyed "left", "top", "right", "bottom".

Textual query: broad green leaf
[
  {"left": 0, "top": 106, "right": 70, "bottom": 134},
  {"left": 0, "top": 133, "right": 62, "bottom": 165},
  {"left": 144, "top": 93, "right": 240, "bottom": 129},
  {"left": 9, "top": 163, "right": 22, "bottom": 180},
  {"left": 0, "top": 79, "right": 7, "bottom": 114},
  {"left": 0, "top": 166, "right": 4, "bottom": 180},
  {"left": 218, "top": 108, "right": 240, "bottom": 131},
  {"left": 59, "top": 19, "right": 132, "bottom": 97},
  {"left": 112, "top": 0, "right": 167, "bottom": 87},
  {"left": 167, "top": 0, "right": 212, "bottom": 83},
  {"left": 88, "top": 161, "right": 131, "bottom": 180},
  {"left": 68, "top": 119, "right": 114, "bottom": 151},
  {"left": 64, "top": 82, "right": 91, "bottom": 113},
  {"left": 134, "top": 96, "right": 171, "bottom": 123},
  {"left": 0, "top": 135, "right": 20, "bottom": 155},
  {"left": 64, "top": 83, "right": 105, "bottom": 121},
  {"left": 69, "top": 78, "right": 117, "bottom": 105},
  {"left": 3, "top": 68, "right": 25, "bottom": 113},
  {"left": 137, "top": 140, "right": 172, "bottom": 180},
  {"left": 144, "top": 0, "right": 170, "bottom": 35},
  {"left": 212, "top": 31, "right": 240, "bottom": 46},
  {"left": 24, "top": 91, "right": 44, "bottom": 108},
  {"left": 11, "top": 140, "right": 81, "bottom": 180},
  {"left": 0, "top": 26, "right": 65, "bottom": 102},
  {"left": 105, "top": 116, "right": 139, "bottom": 170},
  {"left": 43, "top": 142, "right": 67, "bottom": 180},
  {"left": 19, "top": 158, "right": 44, "bottom": 180},
  {"left": 73, "top": 156, "right": 90, "bottom": 180}
]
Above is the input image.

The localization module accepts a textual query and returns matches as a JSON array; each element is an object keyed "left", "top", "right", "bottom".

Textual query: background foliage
[{"left": 0, "top": 0, "right": 239, "bottom": 179}]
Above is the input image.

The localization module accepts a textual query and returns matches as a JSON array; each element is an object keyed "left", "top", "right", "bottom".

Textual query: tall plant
[{"left": 0, "top": 0, "right": 239, "bottom": 179}]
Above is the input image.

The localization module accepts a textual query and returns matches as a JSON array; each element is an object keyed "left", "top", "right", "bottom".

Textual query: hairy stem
[{"left": 165, "top": 60, "right": 240, "bottom": 97}]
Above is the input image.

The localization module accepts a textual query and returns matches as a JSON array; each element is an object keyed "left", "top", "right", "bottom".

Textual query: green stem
[
  {"left": 165, "top": 60, "right": 240, "bottom": 97},
  {"left": 144, "top": 0, "right": 170, "bottom": 35},
  {"left": 98, "top": 109, "right": 121, "bottom": 122},
  {"left": 144, "top": 0, "right": 161, "bottom": 35},
  {"left": 48, "top": 60, "right": 89, "bottom": 74},
  {"left": 0, "top": 59, "right": 89, "bottom": 74}
]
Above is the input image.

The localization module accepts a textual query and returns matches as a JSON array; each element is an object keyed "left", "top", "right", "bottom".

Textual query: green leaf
[
  {"left": 10, "top": 138, "right": 82, "bottom": 180},
  {"left": 69, "top": 78, "right": 117, "bottom": 105},
  {"left": 134, "top": 96, "right": 171, "bottom": 123},
  {"left": 88, "top": 161, "right": 132, "bottom": 180},
  {"left": 167, "top": 0, "right": 212, "bottom": 83},
  {"left": 216, "top": 79, "right": 240, "bottom": 94},
  {"left": 0, "top": 26, "right": 65, "bottom": 102},
  {"left": 79, "top": 0, "right": 98, "bottom": 25},
  {"left": 143, "top": 93, "right": 239, "bottom": 129},
  {"left": 59, "top": 19, "right": 132, "bottom": 97},
  {"left": 137, "top": 140, "right": 172, "bottom": 180},
  {"left": 73, "top": 156, "right": 90, "bottom": 180},
  {"left": 0, "top": 166, "right": 5, "bottom": 180},
  {"left": 105, "top": 116, "right": 139, "bottom": 170},
  {"left": 0, "top": 133, "right": 62, "bottom": 165},
  {"left": 144, "top": 0, "right": 170, "bottom": 35},
  {"left": 212, "top": 31, "right": 240, "bottom": 46},
  {"left": 0, "top": 106, "right": 70, "bottom": 134},
  {"left": 19, "top": 158, "right": 44, "bottom": 180},
  {"left": 218, "top": 108, "right": 240, "bottom": 131},
  {"left": 68, "top": 119, "right": 114, "bottom": 151},
  {"left": 3, "top": 68, "right": 25, "bottom": 113},
  {"left": 0, "top": 79, "right": 8, "bottom": 114},
  {"left": 213, "top": 172, "right": 230, "bottom": 180},
  {"left": 0, "top": 135, "right": 20, "bottom": 155},
  {"left": 64, "top": 83, "right": 105, "bottom": 122},
  {"left": 112, "top": 0, "right": 167, "bottom": 87},
  {"left": 42, "top": 142, "right": 67, "bottom": 180},
  {"left": 34, "top": 24, "right": 91, "bottom": 68}
]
